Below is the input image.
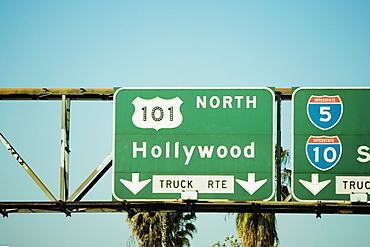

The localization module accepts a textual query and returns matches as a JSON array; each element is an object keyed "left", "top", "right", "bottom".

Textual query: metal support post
[
  {"left": 276, "top": 93, "right": 282, "bottom": 201},
  {"left": 0, "top": 133, "right": 57, "bottom": 202},
  {"left": 60, "top": 95, "right": 71, "bottom": 201}
]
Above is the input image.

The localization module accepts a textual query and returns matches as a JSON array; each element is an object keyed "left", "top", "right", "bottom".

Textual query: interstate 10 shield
[
  {"left": 307, "top": 95, "right": 343, "bottom": 130},
  {"left": 306, "top": 136, "right": 342, "bottom": 171}
]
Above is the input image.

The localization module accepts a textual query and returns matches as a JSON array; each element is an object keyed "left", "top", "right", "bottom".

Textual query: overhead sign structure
[
  {"left": 292, "top": 87, "right": 370, "bottom": 202},
  {"left": 113, "top": 88, "right": 275, "bottom": 201}
]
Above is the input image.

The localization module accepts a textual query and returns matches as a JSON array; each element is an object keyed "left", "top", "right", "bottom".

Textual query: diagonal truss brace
[
  {"left": 67, "top": 152, "right": 113, "bottom": 202},
  {"left": 0, "top": 133, "right": 57, "bottom": 202}
]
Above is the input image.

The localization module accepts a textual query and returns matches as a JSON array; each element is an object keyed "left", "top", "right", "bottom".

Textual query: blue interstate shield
[
  {"left": 306, "top": 136, "right": 342, "bottom": 171},
  {"left": 307, "top": 95, "right": 343, "bottom": 130}
]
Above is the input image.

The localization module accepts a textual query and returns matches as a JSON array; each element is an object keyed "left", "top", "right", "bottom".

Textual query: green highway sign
[
  {"left": 113, "top": 88, "right": 275, "bottom": 201},
  {"left": 292, "top": 87, "right": 370, "bottom": 202}
]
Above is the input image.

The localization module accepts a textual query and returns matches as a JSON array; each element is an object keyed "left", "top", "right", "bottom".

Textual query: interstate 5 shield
[{"left": 307, "top": 95, "right": 343, "bottom": 130}]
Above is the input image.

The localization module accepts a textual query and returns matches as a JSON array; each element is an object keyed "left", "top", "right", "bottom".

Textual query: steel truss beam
[
  {"left": 1, "top": 201, "right": 370, "bottom": 217},
  {"left": 0, "top": 87, "right": 301, "bottom": 217},
  {"left": 0, "top": 88, "right": 113, "bottom": 100},
  {"left": 0, "top": 88, "right": 292, "bottom": 101}
]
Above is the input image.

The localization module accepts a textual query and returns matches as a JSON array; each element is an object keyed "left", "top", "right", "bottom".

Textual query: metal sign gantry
[
  {"left": 0, "top": 88, "right": 115, "bottom": 214},
  {"left": 1, "top": 88, "right": 370, "bottom": 217}
]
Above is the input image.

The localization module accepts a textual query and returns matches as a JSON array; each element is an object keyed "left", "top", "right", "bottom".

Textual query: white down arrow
[
  {"left": 120, "top": 173, "right": 151, "bottom": 195},
  {"left": 236, "top": 173, "right": 267, "bottom": 195},
  {"left": 299, "top": 174, "right": 331, "bottom": 196}
]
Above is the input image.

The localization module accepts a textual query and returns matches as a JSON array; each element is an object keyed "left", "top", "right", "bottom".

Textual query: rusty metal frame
[
  {"left": 0, "top": 88, "right": 113, "bottom": 100},
  {"left": 1, "top": 201, "right": 370, "bottom": 218},
  {"left": 8, "top": 88, "right": 370, "bottom": 217},
  {"left": 0, "top": 88, "right": 292, "bottom": 101}
]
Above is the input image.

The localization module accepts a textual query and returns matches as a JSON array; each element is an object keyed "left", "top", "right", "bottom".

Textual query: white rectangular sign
[
  {"left": 152, "top": 175, "right": 234, "bottom": 193},
  {"left": 336, "top": 176, "right": 370, "bottom": 194}
]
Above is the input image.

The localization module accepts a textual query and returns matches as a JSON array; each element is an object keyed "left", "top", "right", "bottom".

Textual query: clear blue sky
[{"left": 1, "top": 1, "right": 370, "bottom": 246}]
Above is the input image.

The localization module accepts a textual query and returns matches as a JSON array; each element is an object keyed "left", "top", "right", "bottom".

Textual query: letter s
[{"left": 357, "top": 146, "right": 370, "bottom": 163}]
